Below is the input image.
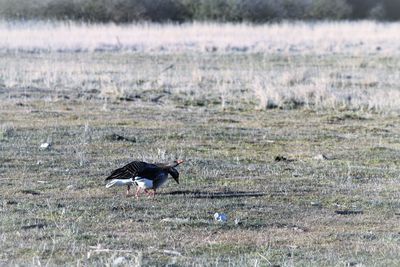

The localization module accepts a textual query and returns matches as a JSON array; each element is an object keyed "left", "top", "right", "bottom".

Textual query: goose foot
[
  {"left": 142, "top": 189, "right": 156, "bottom": 198},
  {"left": 135, "top": 187, "right": 142, "bottom": 199},
  {"left": 149, "top": 189, "right": 156, "bottom": 198},
  {"left": 125, "top": 185, "right": 131, "bottom": 197}
]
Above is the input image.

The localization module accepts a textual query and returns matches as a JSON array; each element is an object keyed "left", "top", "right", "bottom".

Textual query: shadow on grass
[{"left": 163, "top": 190, "right": 266, "bottom": 199}]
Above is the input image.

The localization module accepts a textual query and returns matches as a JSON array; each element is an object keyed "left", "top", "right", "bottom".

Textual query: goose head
[
  {"left": 168, "top": 167, "right": 180, "bottom": 184},
  {"left": 167, "top": 160, "right": 184, "bottom": 184}
]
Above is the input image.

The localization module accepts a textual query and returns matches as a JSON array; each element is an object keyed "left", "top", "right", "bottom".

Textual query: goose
[{"left": 105, "top": 160, "right": 184, "bottom": 198}]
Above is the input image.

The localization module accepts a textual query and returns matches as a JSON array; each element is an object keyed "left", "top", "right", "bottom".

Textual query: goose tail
[{"left": 105, "top": 178, "right": 134, "bottom": 188}]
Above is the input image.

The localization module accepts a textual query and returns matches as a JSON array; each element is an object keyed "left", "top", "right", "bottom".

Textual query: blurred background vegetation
[{"left": 0, "top": 0, "right": 399, "bottom": 22}]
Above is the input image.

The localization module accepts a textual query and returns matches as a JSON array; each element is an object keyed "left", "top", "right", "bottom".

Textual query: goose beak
[
  {"left": 176, "top": 159, "right": 185, "bottom": 165},
  {"left": 174, "top": 177, "right": 179, "bottom": 184}
]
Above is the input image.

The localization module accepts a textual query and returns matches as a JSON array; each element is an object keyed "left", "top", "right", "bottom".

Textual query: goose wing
[{"left": 105, "top": 161, "right": 156, "bottom": 181}]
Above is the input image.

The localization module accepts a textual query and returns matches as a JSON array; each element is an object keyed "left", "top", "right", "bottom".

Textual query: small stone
[
  {"left": 112, "top": 256, "right": 128, "bottom": 266},
  {"left": 274, "top": 156, "right": 295, "bottom": 162},
  {"left": 234, "top": 218, "right": 242, "bottom": 225},
  {"left": 314, "top": 154, "right": 328, "bottom": 160},
  {"left": 40, "top": 143, "right": 51, "bottom": 150},
  {"left": 311, "top": 201, "right": 322, "bottom": 207},
  {"left": 163, "top": 249, "right": 182, "bottom": 256},
  {"left": 292, "top": 226, "right": 305, "bottom": 232},
  {"left": 335, "top": 210, "right": 363, "bottom": 215}
]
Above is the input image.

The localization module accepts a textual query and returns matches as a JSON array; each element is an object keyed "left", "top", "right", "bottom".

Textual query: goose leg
[
  {"left": 126, "top": 185, "right": 131, "bottom": 197},
  {"left": 135, "top": 187, "right": 142, "bottom": 199},
  {"left": 143, "top": 189, "right": 155, "bottom": 198}
]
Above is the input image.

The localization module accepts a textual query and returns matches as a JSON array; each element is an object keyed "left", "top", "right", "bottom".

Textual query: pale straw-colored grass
[
  {"left": 1, "top": 20, "right": 400, "bottom": 112},
  {"left": 1, "top": 20, "right": 400, "bottom": 54}
]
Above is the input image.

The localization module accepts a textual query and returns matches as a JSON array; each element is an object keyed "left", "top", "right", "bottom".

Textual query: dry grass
[
  {"left": 1, "top": 51, "right": 400, "bottom": 112},
  {"left": 2, "top": 21, "right": 400, "bottom": 112},
  {"left": 1, "top": 21, "right": 400, "bottom": 266},
  {"left": 1, "top": 96, "right": 399, "bottom": 266},
  {"left": 2, "top": 20, "right": 400, "bottom": 55}
]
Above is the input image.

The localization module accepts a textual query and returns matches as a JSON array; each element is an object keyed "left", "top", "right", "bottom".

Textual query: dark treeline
[{"left": 1, "top": 0, "right": 400, "bottom": 23}]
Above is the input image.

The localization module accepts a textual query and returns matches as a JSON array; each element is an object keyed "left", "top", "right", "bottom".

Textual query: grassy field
[{"left": 1, "top": 22, "right": 400, "bottom": 266}]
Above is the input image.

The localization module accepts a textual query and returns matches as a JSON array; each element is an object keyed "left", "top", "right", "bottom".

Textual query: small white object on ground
[
  {"left": 234, "top": 218, "right": 241, "bottom": 225},
  {"left": 214, "top": 212, "right": 228, "bottom": 222},
  {"left": 314, "top": 154, "right": 328, "bottom": 160},
  {"left": 112, "top": 256, "right": 128, "bottom": 266},
  {"left": 40, "top": 143, "right": 51, "bottom": 149},
  {"left": 163, "top": 250, "right": 182, "bottom": 256}
]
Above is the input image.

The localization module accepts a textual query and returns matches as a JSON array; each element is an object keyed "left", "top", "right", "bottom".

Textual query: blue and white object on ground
[{"left": 214, "top": 212, "right": 228, "bottom": 222}]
